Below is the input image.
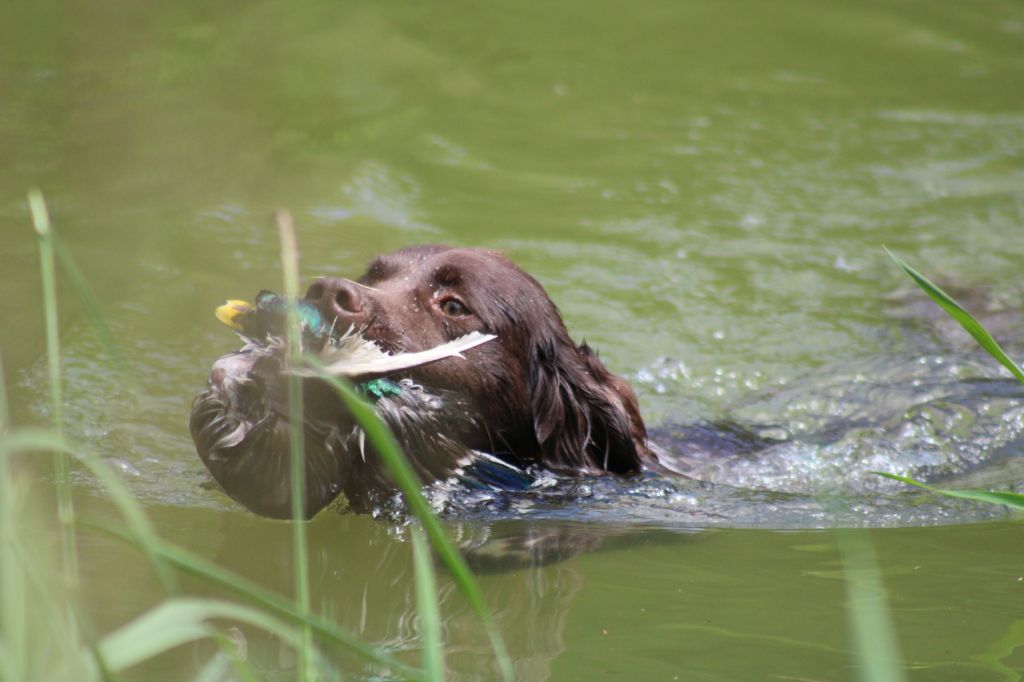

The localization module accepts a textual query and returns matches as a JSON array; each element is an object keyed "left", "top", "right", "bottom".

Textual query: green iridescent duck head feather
[{"left": 214, "top": 290, "right": 332, "bottom": 348}]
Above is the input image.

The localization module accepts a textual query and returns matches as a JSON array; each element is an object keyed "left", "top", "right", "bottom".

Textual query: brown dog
[{"left": 191, "top": 246, "right": 654, "bottom": 518}]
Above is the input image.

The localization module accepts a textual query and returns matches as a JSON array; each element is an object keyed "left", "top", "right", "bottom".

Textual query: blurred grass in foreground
[
  {"left": 7, "top": 195, "right": 1021, "bottom": 682},
  {"left": 0, "top": 191, "right": 511, "bottom": 681}
]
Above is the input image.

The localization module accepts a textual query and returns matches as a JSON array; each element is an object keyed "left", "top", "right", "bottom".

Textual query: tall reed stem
[
  {"left": 276, "top": 209, "right": 315, "bottom": 681},
  {"left": 0, "top": 353, "right": 28, "bottom": 681},
  {"left": 28, "top": 189, "right": 80, "bottom": 592},
  {"left": 0, "top": 355, "right": 8, "bottom": 433}
]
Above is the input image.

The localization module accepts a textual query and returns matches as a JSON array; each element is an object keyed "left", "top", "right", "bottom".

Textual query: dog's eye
[{"left": 439, "top": 298, "right": 470, "bottom": 317}]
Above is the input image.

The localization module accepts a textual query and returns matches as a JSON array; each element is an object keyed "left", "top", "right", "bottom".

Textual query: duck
[{"left": 190, "top": 291, "right": 530, "bottom": 518}]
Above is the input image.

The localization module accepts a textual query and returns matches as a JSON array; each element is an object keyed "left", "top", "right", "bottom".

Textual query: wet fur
[
  {"left": 192, "top": 245, "right": 654, "bottom": 517},
  {"left": 342, "top": 246, "right": 652, "bottom": 474}
]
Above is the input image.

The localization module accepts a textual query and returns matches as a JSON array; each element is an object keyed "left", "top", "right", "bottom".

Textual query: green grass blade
[
  {"left": 51, "top": 235, "right": 135, "bottom": 381},
  {"left": 874, "top": 472, "right": 1024, "bottom": 510},
  {"left": 0, "top": 642, "right": 19, "bottom": 682},
  {"left": 411, "top": 526, "right": 445, "bottom": 682},
  {"left": 275, "top": 209, "right": 315, "bottom": 682},
  {"left": 51, "top": 235, "right": 135, "bottom": 378},
  {"left": 885, "top": 247, "right": 1024, "bottom": 384},
  {"left": 85, "top": 521, "right": 420, "bottom": 679},
  {"left": 0, "top": 355, "right": 27, "bottom": 682},
  {"left": 0, "top": 429, "right": 178, "bottom": 592},
  {"left": 28, "top": 189, "right": 80, "bottom": 591},
  {"left": 99, "top": 600, "right": 215, "bottom": 673},
  {"left": 98, "top": 598, "right": 316, "bottom": 674},
  {"left": 25, "top": 190, "right": 135, "bottom": 381},
  {"left": 834, "top": 530, "right": 908, "bottom": 682},
  {"left": 192, "top": 650, "right": 231, "bottom": 682},
  {"left": 210, "top": 630, "right": 262, "bottom": 682},
  {"left": 300, "top": 360, "right": 513, "bottom": 680},
  {"left": 0, "top": 354, "right": 9, "bottom": 433}
]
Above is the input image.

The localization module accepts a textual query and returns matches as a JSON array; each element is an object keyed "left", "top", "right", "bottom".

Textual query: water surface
[{"left": 2, "top": 0, "right": 1023, "bottom": 679}]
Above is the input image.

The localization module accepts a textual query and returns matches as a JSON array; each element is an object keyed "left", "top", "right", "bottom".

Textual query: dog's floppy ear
[{"left": 530, "top": 338, "right": 649, "bottom": 473}]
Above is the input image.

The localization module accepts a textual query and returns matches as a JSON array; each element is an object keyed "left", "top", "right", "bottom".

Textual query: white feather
[{"left": 289, "top": 327, "right": 497, "bottom": 378}]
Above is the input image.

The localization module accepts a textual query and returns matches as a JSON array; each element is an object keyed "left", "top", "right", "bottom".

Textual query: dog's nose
[{"left": 304, "top": 277, "right": 366, "bottom": 322}]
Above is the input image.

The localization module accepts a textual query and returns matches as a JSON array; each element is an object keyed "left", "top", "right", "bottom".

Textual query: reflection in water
[
  {"left": 440, "top": 534, "right": 588, "bottom": 681},
  {"left": 198, "top": 513, "right": 631, "bottom": 680},
  {"left": 454, "top": 522, "right": 609, "bottom": 574}
]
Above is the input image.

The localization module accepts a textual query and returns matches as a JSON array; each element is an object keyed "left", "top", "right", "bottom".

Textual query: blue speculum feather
[{"left": 457, "top": 458, "right": 536, "bottom": 491}]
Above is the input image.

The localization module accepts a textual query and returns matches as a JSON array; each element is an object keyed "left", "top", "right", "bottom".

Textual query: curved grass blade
[
  {"left": 0, "top": 513, "right": 105, "bottom": 681},
  {"left": 0, "top": 355, "right": 27, "bottom": 682},
  {"left": 85, "top": 521, "right": 419, "bottom": 679},
  {"left": 0, "top": 423, "right": 118, "bottom": 680},
  {"left": 300, "top": 358, "right": 514, "bottom": 681},
  {"left": 885, "top": 247, "right": 1024, "bottom": 384},
  {"left": 4, "top": 434, "right": 416, "bottom": 675},
  {"left": 0, "top": 429, "right": 179, "bottom": 592},
  {"left": 28, "top": 190, "right": 135, "bottom": 382},
  {"left": 98, "top": 599, "right": 215, "bottom": 673},
  {"left": 98, "top": 598, "right": 317, "bottom": 674},
  {"left": 51, "top": 236, "right": 135, "bottom": 380},
  {"left": 209, "top": 630, "right": 262, "bottom": 682},
  {"left": 874, "top": 472, "right": 1024, "bottom": 510},
  {"left": 192, "top": 651, "right": 232, "bottom": 682},
  {"left": 411, "top": 526, "right": 444, "bottom": 682}
]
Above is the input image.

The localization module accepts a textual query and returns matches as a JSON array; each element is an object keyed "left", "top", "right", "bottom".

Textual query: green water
[{"left": 3, "top": 0, "right": 1024, "bottom": 679}]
